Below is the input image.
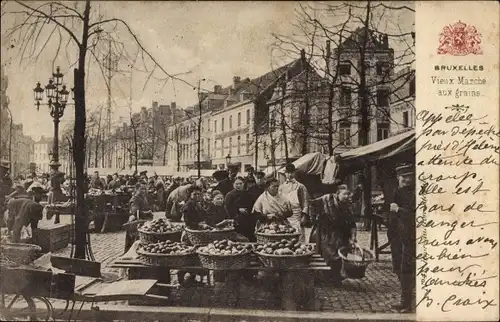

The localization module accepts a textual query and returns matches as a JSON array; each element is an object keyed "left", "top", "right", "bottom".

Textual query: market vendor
[
  {"left": 212, "top": 170, "right": 233, "bottom": 196},
  {"left": 7, "top": 198, "right": 44, "bottom": 243},
  {"left": 179, "top": 185, "right": 209, "bottom": 285},
  {"left": 252, "top": 177, "right": 293, "bottom": 226},
  {"left": 279, "top": 164, "right": 310, "bottom": 242},
  {"left": 90, "top": 171, "right": 106, "bottom": 190},
  {"left": 390, "top": 164, "right": 416, "bottom": 313},
  {"left": 165, "top": 178, "right": 208, "bottom": 222},
  {"left": 27, "top": 181, "right": 45, "bottom": 203},
  {"left": 124, "top": 181, "right": 154, "bottom": 253},
  {"left": 310, "top": 184, "right": 357, "bottom": 286},
  {"left": 224, "top": 177, "right": 255, "bottom": 241},
  {"left": 107, "top": 173, "right": 122, "bottom": 190}
]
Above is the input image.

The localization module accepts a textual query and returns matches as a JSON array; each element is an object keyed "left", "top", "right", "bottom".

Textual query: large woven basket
[
  {"left": 0, "top": 243, "right": 42, "bottom": 265},
  {"left": 136, "top": 248, "right": 197, "bottom": 267},
  {"left": 338, "top": 246, "right": 375, "bottom": 279},
  {"left": 138, "top": 228, "right": 183, "bottom": 243},
  {"left": 185, "top": 227, "right": 235, "bottom": 246},
  {"left": 196, "top": 249, "right": 251, "bottom": 270},
  {"left": 255, "top": 232, "right": 301, "bottom": 243},
  {"left": 255, "top": 251, "right": 314, "bottom": 269}
]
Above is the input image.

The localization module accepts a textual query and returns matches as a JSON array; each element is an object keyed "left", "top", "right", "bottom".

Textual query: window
[
  {"left": 339, "top": 122, "right": 351, "bottom": 146},
  {"left": 237, "top": 112, "right": 241, "bottom": 127},
  {"left": 214, "top": 140, "right": 217, "bottom": 156},
  {"left": 229, "top": 115, "right": 233, "bottom": 129},
  {"left": 246, "top": 109, "right": 250, "bottom": 125},
  {"left": 207, "top": 138, "right": 211, "bottom": 156},
  {"left": 229, "top": 138, "right": 233, "bottom": 154},
  {"left": 339, "top": 62, "right": 351, "bottom": 76},
  {"left": 221, "top": 139, "right": 225, "bottom": 155},
  {"left": 403, "top": 111, "right": 409, "bottom": 128},
  {"left": 340, "top": 87, "right": 352, "bottom": 106},
  {"left": 376, "top": 61, "right": 390, "bottom": 76},
  {"left": 221, "top": 118, "right": 225, "bottom": 131},
  {"left": 409, "top": 78, "right": 416, "bottom": 96},
  {"left": 214, "top": 120, "right": 217, "bottom": 133},
  {"left": 237, "top": 136, "right": 241, "bottom": 154},
  {"left": 246, "top": 134, "right": 250, "bottom": 153},
  {"left": 377, "top": 123, "right": 390, "bottom": 141},
  {"left": 377, "top": 89, "right": 390, "bottom": 107}
]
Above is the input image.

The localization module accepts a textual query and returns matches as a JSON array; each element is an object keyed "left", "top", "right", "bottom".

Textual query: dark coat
[
  {"left": 224, "top": 189, "right": 255, "bottom": 241},
  {"left": 181, "top": 199, "right": 208, "bottom": 230},
  {"left": 205, "top": 204, "right": 230, "bottom": 227},
  {"left": 7, "top": 198, "right": 43, "bottom": 242},
  {"left": 214, "top": 179, "right": 233, "bottom": 197},
  {"left": 392, "top": 185, "right": 416, "bottom": 274}
]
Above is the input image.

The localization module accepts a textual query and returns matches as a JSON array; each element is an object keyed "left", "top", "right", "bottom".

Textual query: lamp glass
[
  {"left": 225, "top": 154, "right": 231, "bottom": 164},
  {"left": 53, "top": 66, "right": 64, "bottom": 86},
  {"left": 59, "top": 85, "right": 69, "bottom": 103},
  {"left": 45, "top": 79, "right": 56, "bottom": 99},
  {"left": 33, "top": 82, "right": 44, "bottom": 101}
]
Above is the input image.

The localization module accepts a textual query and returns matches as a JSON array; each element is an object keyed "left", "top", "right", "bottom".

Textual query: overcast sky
[{"left": 1, "top": 1, "right": 414, "bottom": 140}]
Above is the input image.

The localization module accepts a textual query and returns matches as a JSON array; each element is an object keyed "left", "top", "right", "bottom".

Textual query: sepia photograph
[{"left": 1, "top": 1, "right": 417, "bottom": 321}]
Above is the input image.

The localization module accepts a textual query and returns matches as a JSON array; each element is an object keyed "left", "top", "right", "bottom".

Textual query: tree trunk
[{"left": 73, "top": 0, "right": 91, "bottom": 259}]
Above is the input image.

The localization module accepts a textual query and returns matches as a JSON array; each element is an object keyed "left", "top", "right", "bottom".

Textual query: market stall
[
  {"left": 86, "top": 188, "right": 131, "bottom": 233},
  {"left": 333, "top": 129, "right": 416, "bottom": 260}
]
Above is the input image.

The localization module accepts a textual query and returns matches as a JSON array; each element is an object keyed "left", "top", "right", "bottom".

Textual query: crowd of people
[{"left": 0, "top": 159, "right": 416, "bottom": 313}]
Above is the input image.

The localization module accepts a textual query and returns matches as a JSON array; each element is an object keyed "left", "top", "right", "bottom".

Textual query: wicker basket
[
  {"left": 0, "top": 243, "right": 42, "bottom": 265},
  {"left": 136, "top": 248, "right": 196, "bottom": 267},
  {"left": 196, "top": 249, "right": 251, "bottom": 270},
  {"left": 138, "top": 228, "right": 183, "bottom": 243},
  {"left": 255, "top": 251, "right": 314, "bottom": 269},
  {"left": 338, "top": 245, "right": 375, "bottom": 279},
  {"left": 185, "top": 227, "right": 235, "bottom": 246},
  {"left": 255, "top": 232, "right": 301, "bottom": 243}
]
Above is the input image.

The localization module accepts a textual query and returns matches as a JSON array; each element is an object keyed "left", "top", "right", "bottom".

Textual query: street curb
[{"left": 3, "top": 301, "right": 416, "bottom": 321}]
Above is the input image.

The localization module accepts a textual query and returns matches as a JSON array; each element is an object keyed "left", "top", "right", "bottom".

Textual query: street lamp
[
  {"left": 32, "top": 66, "right": 72, "bottom": 179},
  {"left": 225, "top": 154, "right": 231, "bottom": 166}
]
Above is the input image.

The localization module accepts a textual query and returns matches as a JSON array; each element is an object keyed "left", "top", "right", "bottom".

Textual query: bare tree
[{"left": 2, "top": 0, "right": 191, "bottom": 259}]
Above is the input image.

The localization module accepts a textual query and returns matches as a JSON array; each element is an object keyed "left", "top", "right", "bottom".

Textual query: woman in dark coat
[
  {"left": 124, "top": 182, "right": 153, "bottom": 253},
  {"left": 310, "top": 184, "right": 357, "bottom": 286},
  {"left": 224, "top": 177, "right": 255, "bottom": 241}
]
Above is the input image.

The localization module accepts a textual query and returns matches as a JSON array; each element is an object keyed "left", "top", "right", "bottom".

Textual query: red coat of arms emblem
[{"left": 437, "top": 21, "right": 483, "bottom": 56}]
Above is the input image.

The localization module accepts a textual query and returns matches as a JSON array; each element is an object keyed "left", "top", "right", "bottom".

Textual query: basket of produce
[
  {"left": 185, "top": 221, "right": 236, "bottom": 245},
  {"left": 338, "top": 245, "right": 375, "bottom": 279},
  {"left": 253, "top": 240, "right": 315, "bottom": 269},
  {"left": 0, "top": 243, "right": 42, "bottom": 265},
  {"left": 138, "top": 218, "right": 184, "bottom": 243},
  {"left": 137, "top": 241, "right": 197, "bottom": 267},
  {"left": 196, "top": 240, "right": 252, "bottom": 270},
  {"left": 255, "top": 223, "right": 301, "bottom": 243}
]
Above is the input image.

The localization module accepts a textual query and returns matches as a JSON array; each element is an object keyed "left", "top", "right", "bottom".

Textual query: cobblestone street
[{"left": 49, "top": 213, "right": 401, "bottom": 314}]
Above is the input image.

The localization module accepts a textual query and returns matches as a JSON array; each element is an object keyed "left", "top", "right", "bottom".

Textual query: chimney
[
  {"left": 233, "top": 76, "right": 241, "bottom": 87},
  {"left": 383, "top": 34, "right": 388, "bottom": 48},
  {"left": 300, "top": 49, "right": 306, "bottom": 61},
  {"left": 214, "top": 85, "right": 222, "bottom": 94},
  {"left": 152, "top": 101, "right": 158, "bottom": 110},
  {"left": 171, "top": 102, "right": 176, "bottom": 110}
]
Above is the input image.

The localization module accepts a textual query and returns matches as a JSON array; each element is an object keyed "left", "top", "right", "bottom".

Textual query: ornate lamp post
[
  {"left": 225, "top": 154, "right": 231, "bottom": 167},
  {"left": 33, "top": 66, "right": 71, "bottom": 176}
]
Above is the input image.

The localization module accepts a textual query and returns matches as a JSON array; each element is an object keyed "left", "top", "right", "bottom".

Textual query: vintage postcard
[{"left": 0, "top": 1, "right": 498, "bottom": 321}]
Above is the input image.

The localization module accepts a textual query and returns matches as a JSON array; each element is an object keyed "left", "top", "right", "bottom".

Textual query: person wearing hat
[
  {"left": 212, "top": 170, "right": 233, "bottom": 197},
  {"left": 107, "top": 173, "right": 122, "bottom": 190},
  {"left": 7, "top": 197, "right": 44, "bottom": 242},
  {"left": 390, "top": 163, "right": 416, "bottom": 313},
  {"left": 90, "top": 171, "right": 106, "bottom": 190},
  {"left": 278, "top": 163, "right": 310, "bottom": 242}
]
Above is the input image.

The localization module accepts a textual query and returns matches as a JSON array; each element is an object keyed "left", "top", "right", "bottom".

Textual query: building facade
[
  {"left": 389, "top": 67, "right": 415, "bottom": 134},
  {"left": 33, "top": 136, "right": 53, "bottom": 174},
  {"left": 10, "top": 124, "right": 34, "bottom": 177}
]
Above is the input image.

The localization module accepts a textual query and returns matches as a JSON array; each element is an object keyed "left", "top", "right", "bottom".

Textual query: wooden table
[{"left": 110, "top": 241, "right": 330, "bottom": 311}]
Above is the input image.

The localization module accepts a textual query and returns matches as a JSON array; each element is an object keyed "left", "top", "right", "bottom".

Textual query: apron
[{"left": 285, "top": 186, "right": 305, "bottom": 243}]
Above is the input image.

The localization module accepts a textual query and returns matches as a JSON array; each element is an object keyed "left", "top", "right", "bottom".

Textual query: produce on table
[
  {"left": 140, "top": 218, "right": 183, "bottom": 233},
  {"left": 87, "top": 188, "right": 104, "bottom": 196},
  {"left": 253, "top": 239, "right": 315, "bottom": 256},
  {"left": 197, "top": 239, "right": 252, "bottom": 256},
  {"left": 140, "top": 240, "right": 195, "bottom": 255},
  {"left": 256, "top": 223, "right": 297, "bottom": 234},
  {"left": 196, "top": 221, "right": 234, "bottom": 232}
]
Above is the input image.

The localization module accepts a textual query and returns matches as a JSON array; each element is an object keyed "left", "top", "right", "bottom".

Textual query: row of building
[{"left": 92, "top": 28, "right": 415, "bottom": 177}]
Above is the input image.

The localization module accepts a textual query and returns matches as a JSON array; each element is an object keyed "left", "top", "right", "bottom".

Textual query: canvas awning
[
  {"left": 187, "top": 169, "right": 217, "bottom": 178},
  {"left": 335, "top": 129, "right": 415, "bottom": 176},
  {"left": 277, "top": 152, "right": 327, "bottom": 176}
]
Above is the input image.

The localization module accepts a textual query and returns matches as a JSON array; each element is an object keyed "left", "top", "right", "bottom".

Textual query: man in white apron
[{"left": 279, "top": 164, "right": 310, "bottom": 242}]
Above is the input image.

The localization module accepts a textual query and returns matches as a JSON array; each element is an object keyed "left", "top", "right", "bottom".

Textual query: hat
[
  {"left": 285, "top": 163, "right": 296, "bottom": 173},
  {"left": 395, "top": 163, "right": 414, "bottom": 176},
  {"left": 254, "top": 171, "right": 265, "bottom": 178},
  {"left": 213, "top": 170, "right": 229, "bottom": 181}
]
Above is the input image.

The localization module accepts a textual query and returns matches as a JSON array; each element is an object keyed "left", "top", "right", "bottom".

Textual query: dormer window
[{"left": 339, "top": 62, "right": 351, "bottom": 76}]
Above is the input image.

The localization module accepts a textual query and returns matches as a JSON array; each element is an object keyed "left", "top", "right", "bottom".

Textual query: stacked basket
[
  {"left": 196, "top": 240, "right": 253, "bottom": 270},
  {"left": 184, "top": 227, "right": 235, "bottom": 246}
]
